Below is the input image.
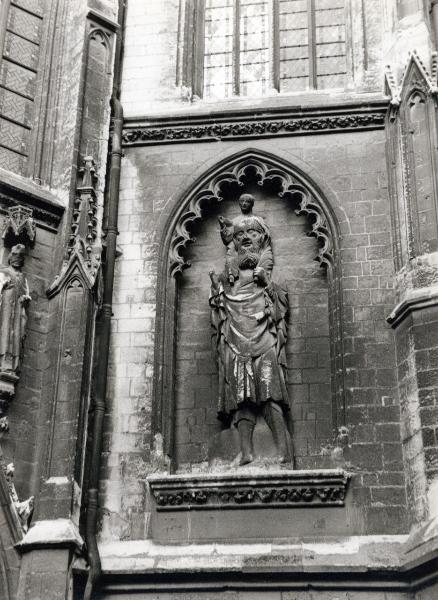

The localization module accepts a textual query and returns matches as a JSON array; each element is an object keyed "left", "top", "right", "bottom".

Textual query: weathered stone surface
[
  {"left": 2, "top": 0, "right": 438, "bottom": 598},
  {"left": 148, "top": 469, "right": 350, "bottom": 510}
]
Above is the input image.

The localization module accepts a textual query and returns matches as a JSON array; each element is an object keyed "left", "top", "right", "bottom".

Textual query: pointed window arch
[{"left": 153, "top": 149, "right": 346, "bottom": 466}]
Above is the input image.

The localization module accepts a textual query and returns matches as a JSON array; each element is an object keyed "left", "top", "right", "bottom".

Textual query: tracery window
[{"left": 201, "top": 0, "right": 348, "bottom": 98}]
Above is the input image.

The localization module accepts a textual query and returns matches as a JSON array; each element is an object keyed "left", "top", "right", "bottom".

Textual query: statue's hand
[
  {"left": 218, "top": 216, "right": 233, "bottom": 245},
  {"left": 253, "top": 266, "right": 268, "bottom": 286},
  {"left": 19, "top": 294, "right": 31, "bottom": 305},
  {"left": 209, "top": 270, "right": 219, "bottom": 292}
]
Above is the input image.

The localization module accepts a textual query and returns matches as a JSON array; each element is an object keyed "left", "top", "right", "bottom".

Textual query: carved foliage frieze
[
  {"left": 123, "top": 112, "right": 385, "bottom": 146},
  {"left": 149, "top": 470, "right": 350, "bottom": 511},
  {"left": 168, "top": 155, "right": 334, "bottom": 278}
]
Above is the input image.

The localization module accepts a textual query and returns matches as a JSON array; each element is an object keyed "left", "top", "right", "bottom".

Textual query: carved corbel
[
  {"left": 47, "top": 155, "right": 100, "bottom": 297},
  {"left": 2, "top": 205, "right": 36, "bottom": 248},
  {"left": 384, "top": 65, "right": 401, "bottom": 122}
]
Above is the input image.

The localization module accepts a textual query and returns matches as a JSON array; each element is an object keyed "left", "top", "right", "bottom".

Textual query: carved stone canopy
[
  {"left": 47, "top": 155, "right": 100, "bottom": 297},
  {"left": 167, "top": 151, "right": 337, "bottom": 278},
  {"left": 2, "top": 205, "right": 36, "bottom": 248}
]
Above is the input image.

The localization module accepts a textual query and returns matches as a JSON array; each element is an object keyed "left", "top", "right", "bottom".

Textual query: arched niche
[{"left": 153, "top": 149, "right": 344, "bottom": 471}]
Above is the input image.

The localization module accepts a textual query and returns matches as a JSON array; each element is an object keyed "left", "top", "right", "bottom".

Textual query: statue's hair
[{"left": 238, "top": 193, "right": 255, "bottom": 205}]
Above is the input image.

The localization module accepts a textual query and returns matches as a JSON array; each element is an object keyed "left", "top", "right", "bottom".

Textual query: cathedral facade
[{"left": 0, "top": 1, "right": 437, "bottom": 599}]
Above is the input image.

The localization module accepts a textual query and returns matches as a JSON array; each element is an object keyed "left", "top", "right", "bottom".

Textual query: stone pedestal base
[{"left": 147, "top": 469, "right": 355, "bottom": 542}]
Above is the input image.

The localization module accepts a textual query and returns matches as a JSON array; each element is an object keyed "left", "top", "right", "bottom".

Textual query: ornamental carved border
[
  {"left": 148, "top": 470, "right": 350, "bottom": 511},
  {"left": 169, "top": 156, "right": 334, "bottom": 278},
  {"left": 123, "top": 111, "right": 386, "bottom": 146}
]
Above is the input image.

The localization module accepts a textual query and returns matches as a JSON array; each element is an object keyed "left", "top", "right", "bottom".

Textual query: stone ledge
[
  {"left": 15, "top": 518, "right": 84, "bottom": 552},
  {"left": 123, "top": 100, "right": 388, "bottom": 146},
  {"left": 0, "top": 167, "right": 64, "bottom": 229},
  {"left": 148, "top": 469, "right": 350, "bottom": 511},
  {"left": 387, "top": 285, "right": 438, "bottom": 328},
  {"left": 402, "top": 516, "right": 438, "bottom": 572},
  {"left": 93, "top": 536, "right": 408, "bottom": 575}
]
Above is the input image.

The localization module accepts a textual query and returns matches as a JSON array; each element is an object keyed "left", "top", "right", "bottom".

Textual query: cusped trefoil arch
[{"left": 168, "top": 154, "right": 335, "bottom": 278}]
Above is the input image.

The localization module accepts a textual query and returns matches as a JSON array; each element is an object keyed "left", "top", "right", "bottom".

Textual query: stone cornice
[
  {"left": 148, "top": 469, "right": 350, "bottom": 511},
  {"left": 0, "top": 167, "right": 64, "bottom": 230},
  {"left": 123, "top": 101, "right": 388, "bottom": 147},
  {"left": 387, "top": 285, "right": 438, "bottom": 328},
  {"left": 74, "top": 534, "right": 438, "bottom": 594}
]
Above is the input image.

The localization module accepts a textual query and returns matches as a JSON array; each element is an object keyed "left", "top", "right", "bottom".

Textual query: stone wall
[
  {"left": 100, "top": 592, "right": 414, "bottom": 600},
  {"left": 0, "top": 222, "right": 58, "bottom": 499},
  {"left": 103, "top": 126, "right": 406, "bottom": 540},
  {"left": 121, "top": 0, "right": 390, "bottom": 117}
]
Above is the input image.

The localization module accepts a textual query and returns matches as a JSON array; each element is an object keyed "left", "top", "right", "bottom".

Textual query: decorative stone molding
[
  {"left": 169, "top": 156, "right": 334, "bottom": 277},
  {"left": 47, "top": 156, "right": 100, "bottom": 296},
  {"left": 93, "top": 536, "right": 409, "bottom": 580},
  {"left": 123, "top": 109, "right": 386, "bottom": 147},
  {"left": 148, "top": 469, "right": 350, "bottom": 511},
  {"left": 2, "top": 205, "right": 36, "bottom": 248},
  {"left": 385, "top": 51, "right": 438, "bottom": 108},
  {"left": 387, "top": 285, "right": 438, "bottom": 328},
  {"left": 0, "top": 168, "right": 64, "bottom": 231}
]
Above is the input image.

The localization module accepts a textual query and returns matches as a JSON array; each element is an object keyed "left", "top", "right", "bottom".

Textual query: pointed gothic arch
[
  {"left": 386, "top": 52, "right": 438, "bottom": 267},
  {"left": 152, "top": 149, "right": 345, "bottom": 465}
]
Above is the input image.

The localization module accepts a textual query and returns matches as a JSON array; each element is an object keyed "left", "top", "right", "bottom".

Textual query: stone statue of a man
[
  {"left": 0, "top": 244, "right": 30, "bottom": 417},
  {"left": 209, "top": 198, "right": 294, "bottom": 465}
]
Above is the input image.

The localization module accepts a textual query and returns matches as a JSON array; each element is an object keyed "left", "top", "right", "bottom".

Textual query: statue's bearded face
[
  {"left": 234, "top": 224, "right": 265, "bottom": 269},
  {"left": 9, "top": 245, "right": 25, "bottom": 269}
]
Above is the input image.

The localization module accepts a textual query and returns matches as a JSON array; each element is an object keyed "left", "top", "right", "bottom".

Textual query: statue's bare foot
[{"left": 239, "top": 452, "right": 254, "bottom": 466}]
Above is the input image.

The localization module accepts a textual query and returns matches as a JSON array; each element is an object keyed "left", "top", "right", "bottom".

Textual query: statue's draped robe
[
  {"left": 0, "top": 267, "right": 28, "bottom": 373},
  {"left": 210, "top": 275, "right": 289, "bottom": 422}
]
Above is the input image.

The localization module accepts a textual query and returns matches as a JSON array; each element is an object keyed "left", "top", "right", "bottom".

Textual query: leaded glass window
[{"left": 203, "top": 0, "right": 347, "bottom": 98}]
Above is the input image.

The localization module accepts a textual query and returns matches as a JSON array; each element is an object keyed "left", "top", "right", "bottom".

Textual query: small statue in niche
[
  {"left": 3, "top": 462, "right": 34, "bottom": 532},
  {"left": 210, "top": 196, "right": 294, "bottom": 466},
  {"left": 218, "top": 193, "right": 273, "bottom": 285},
  {"left": 0, "top": 244, "right": 31, "bottom": 419}
]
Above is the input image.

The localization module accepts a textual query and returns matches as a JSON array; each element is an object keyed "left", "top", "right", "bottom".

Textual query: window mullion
[
  {"left": 270, "top": 0, "right": 280, "bottom": 92},
  {"left": 233, "top": 0, "right": 241, "bottom": 96},
  {"left": 308, "top": 0, "right": 317, "bottom": 90},
  {"left": 192, "top": 0, "right": 206, "bottom": 97}
]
